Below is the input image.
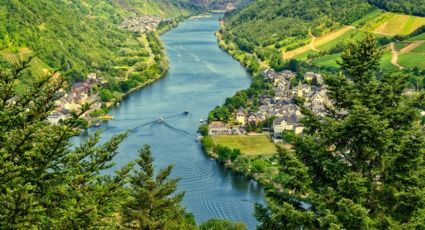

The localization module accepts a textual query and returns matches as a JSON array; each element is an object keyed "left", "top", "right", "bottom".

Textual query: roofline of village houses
[{"left": 208, "top": 69, "right": 329, "bottom": 142}]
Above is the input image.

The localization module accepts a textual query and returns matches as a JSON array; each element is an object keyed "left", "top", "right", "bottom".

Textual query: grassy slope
[
  {"left": 398, "top": 42, "right": 425, "bottom": 68},
  {"left": 374, "top": 14, "right": 425, "bottom": 35},
  {"left": 398, "top": 53, "right": 425, "bottom": 69}
]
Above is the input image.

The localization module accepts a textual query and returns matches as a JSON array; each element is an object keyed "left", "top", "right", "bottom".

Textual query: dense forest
[{"left": 369, "top": 0, "right": 425, "bottom": 16}]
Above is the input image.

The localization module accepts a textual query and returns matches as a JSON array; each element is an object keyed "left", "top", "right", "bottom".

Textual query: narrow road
[
  {"left": 390, "top": 41, "right": 424, "bottom": 70},
  {"left": 310, "top": 36, "right": 320, "bottom": 52},
  {"left": 390, "top": 42, "right": 404, "bottom": 70},
  {"left": 400, "top": 40, "right": 424, "bottom": 53}
]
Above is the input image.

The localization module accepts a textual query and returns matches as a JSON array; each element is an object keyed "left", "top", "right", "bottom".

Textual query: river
[{"left": 74, "top": 14, "right": 264, "bottom": 229}]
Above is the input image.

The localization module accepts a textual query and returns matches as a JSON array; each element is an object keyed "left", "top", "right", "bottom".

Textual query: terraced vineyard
[{"left": 283, "top": 9, "right": 425, "bottom": 70}]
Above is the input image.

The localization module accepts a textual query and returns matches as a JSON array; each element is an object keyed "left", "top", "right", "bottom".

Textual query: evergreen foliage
[
  {"left": 0, "top": 56, "right": 132, "bottom": 228},
  {"left": 0, "top": 57, "right": 207, "bottom": 229},
  {"left": 199, "top": 218, "right": 247, "bottom": 230},
  {"left": 121, "top": 145, "right": 194, "bottom": 229},
  {"left": 255, "top": 34, "right": 425, "bottom": 229}
]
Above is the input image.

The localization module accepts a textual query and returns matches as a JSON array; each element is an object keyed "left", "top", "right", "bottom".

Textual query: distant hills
[{"left": 189, "top": 0, "right": 249, "bottom": 10}]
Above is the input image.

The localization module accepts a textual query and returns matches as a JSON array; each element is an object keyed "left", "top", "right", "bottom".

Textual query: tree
[
  {"left": 0, "top": 56, "right": 131, "bottom": 228},
  {"left": 255, "top": 34, "right": 425, "bottom": 229},
  {"left": 215, "top": 145, "right": 232, "bottom": 163},
  {"left": 198, "top": 124, "right": 209, "bottom": 136},
  {"left": 121, "top": 145, "right": 194, "bottom": 230},
  {"left": 199, "top": 219, "right": 247, "bottom": 230}
]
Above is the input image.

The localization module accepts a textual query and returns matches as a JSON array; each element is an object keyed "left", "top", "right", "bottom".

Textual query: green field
[
  {"left": 374, "top": 14, "right": 425, "bottom": 35},
  {"left": 380, "top": 51, "right": 398, "bottom": 71},
  {"left": 352, "top": 9, "right": 384, "bottom": 28},
  {"left": 408, "top": 33, "right": 425, "bottom": 41},
  {"left": 293, "top": 49, "right": 319, "bottom": 60},
  {"left": 360, "top": 12, "right": 394, "bottom": 31},
  {"left": 394, "top": 42, "right": 411, "bottom": 50},
  {"left": 312, "top": 53, "right": 341, "bottom": 68},
  {"left": 411, "top": 43, "right": 425, "bottom": 53},
  {"left": 211, "top": 135, "right": 277, "bottom": 156},
  {"left": 398, "top": 52, "right": 425, "bottom": 69},
  {"left": 316, "top": 29, "right": 359, "bottom": 51}
]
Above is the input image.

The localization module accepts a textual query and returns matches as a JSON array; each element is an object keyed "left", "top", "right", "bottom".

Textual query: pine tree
[
  {"left": 122, "top": 144, "right": 195, "bottom": 230},
  {"left": 0, "top": 55, "right": 131, "bottom": 228},
  {"left": 255, "top": 34, "right": 425, "bottom": 229}
]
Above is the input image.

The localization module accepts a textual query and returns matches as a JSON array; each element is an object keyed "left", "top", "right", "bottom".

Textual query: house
[
  {"left": 294, "top": 125, "right": 304, "bottom": 135},
  {"left": 247, "top": 113, "right": 264, "bottom": 125},
  {"left": 304, "top": 72, "right": 315, "bottom": 81},
  {"left": 296, "top": 82, "right": 311, "bottom": 97},
  {"left": 273, "top": 115, "right": 298, "bottom": 136},
  {"left": 310, "top": 90, "right": 326, "bottom": 104},
  {"left": 315, "top": 74, "right": 324, "bottom": 85},
  {"left": 235, "top": 110, "right": 246, "bottom": 125},
  {"left": 47, "top": 112, "right": 67, "bottom": 125},
  {"left": 87, "top": 73, "right": 97, "bottom": 81},
  {"left": 208, "top": 121, "right": 240, "bottom": 135}
]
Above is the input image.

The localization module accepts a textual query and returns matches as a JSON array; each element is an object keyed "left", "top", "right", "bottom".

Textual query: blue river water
[{"left": 74, "top": 14, "right": 264, "bottom": 229}]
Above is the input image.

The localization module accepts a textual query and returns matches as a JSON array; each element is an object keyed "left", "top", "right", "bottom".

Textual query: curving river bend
[{"left": 75, "top": 14, "right": 264, "bottom": 229}]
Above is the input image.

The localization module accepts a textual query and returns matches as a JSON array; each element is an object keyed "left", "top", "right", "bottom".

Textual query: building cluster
[
  {"left": 119, "top": 16, "right": 162, "bottom": 32},
  {"left": 47, "top": 73, "right": 102, "bottom": 124},
  {"left": 209, "top": 69, "right": 330, "bottom": 141}
]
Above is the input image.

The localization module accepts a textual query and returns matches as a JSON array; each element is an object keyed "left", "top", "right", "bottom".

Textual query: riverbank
[
  {"left": 89, "top": 16, "right": 190, "bottom": 125},
  {"left": 74, "top": 14, "right": 261, "bottom": 229},
  {"left": 198, "top": 20, "right": 279, "bottom": 189},
  {"left": 200, "top": 134, "right": 283, "bottom": 188}
]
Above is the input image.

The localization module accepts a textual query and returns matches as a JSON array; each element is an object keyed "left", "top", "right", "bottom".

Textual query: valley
[{"left": 1, "top": 0, "right": 425, "bottom": 229}]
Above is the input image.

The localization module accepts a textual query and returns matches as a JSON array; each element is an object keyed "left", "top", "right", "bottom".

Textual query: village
[
  {"left": 47, "top": 73, "right": 105, "bottom": 125},
  {"left": 208, "top": 69, "right": 330, "bottom": 142},
  {"left": 119, "top": 15, "right": 164, "bottom": 33}
]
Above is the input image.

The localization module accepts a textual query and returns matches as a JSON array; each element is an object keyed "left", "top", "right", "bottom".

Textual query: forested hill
[
  {"left": 0, "top": 0, "right": 201, "bottom": 84},
  {"left": 369, "top": 0, "right": 425, "bottom": 16},
  {"left": 220, "top": 0, "right": 425, "bottom": 74},
  {"left": 224, "top": 0, "right": 374, "bottom": 47}
]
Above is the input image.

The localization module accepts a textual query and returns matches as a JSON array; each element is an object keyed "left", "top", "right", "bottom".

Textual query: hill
[
  {"left": 0, "top": 0, "right": 200, "bottom": 96},
  {"left": 219, "top": 0, "right": 425, "bottom": 72}
]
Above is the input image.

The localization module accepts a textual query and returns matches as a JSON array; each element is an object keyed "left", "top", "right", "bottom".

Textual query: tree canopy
[{"left": 255, "top": 34, "right": 425, "bottom": 229}]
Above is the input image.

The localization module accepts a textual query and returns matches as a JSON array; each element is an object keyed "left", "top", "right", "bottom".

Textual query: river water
[{"left": 74, "top": 14, "right": 263, "bottom": 229}]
